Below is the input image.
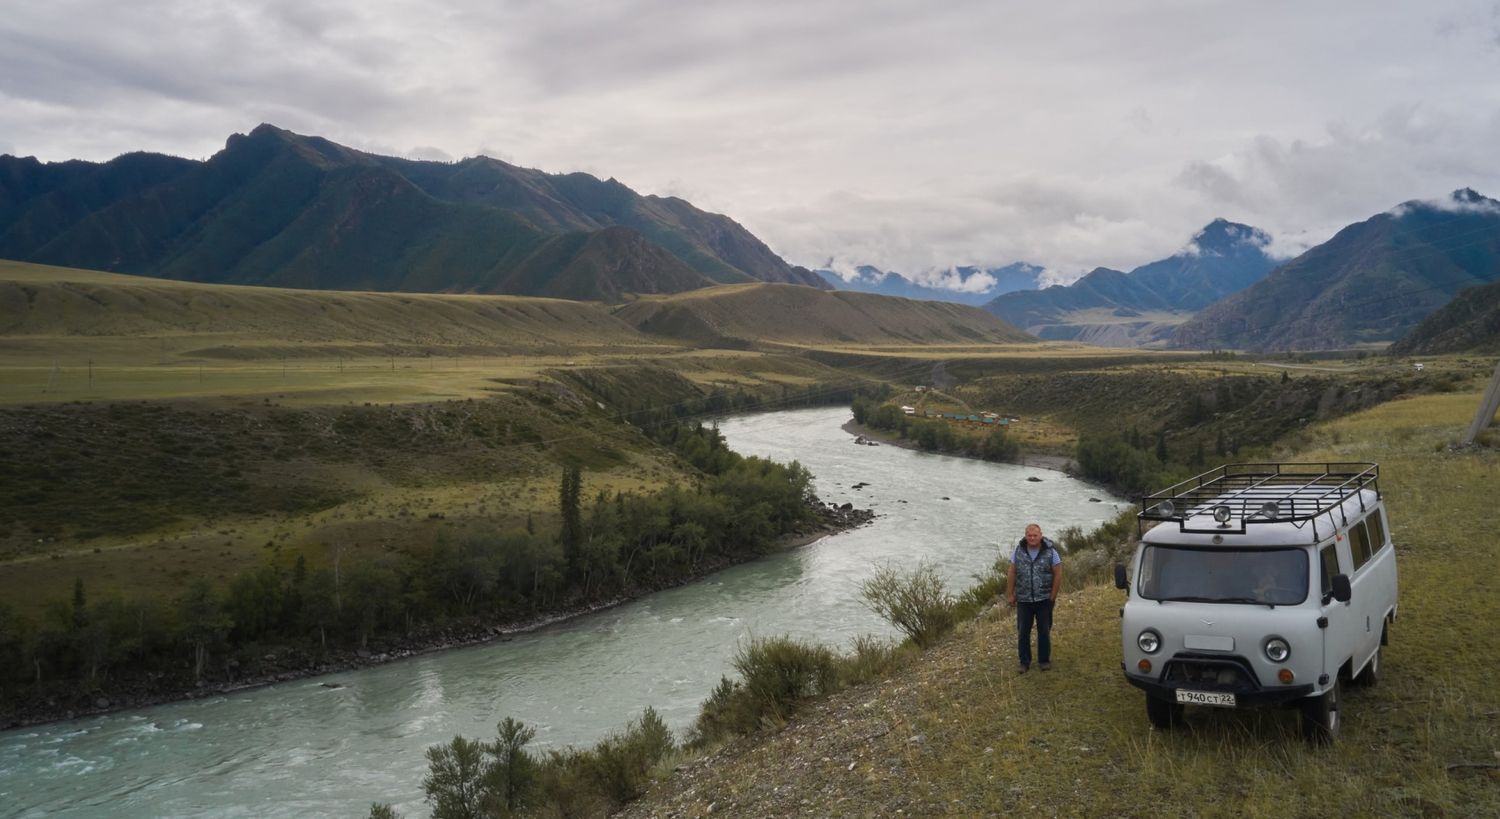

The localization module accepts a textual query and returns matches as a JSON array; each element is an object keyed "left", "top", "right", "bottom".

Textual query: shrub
[
  {"left": 584, "top": 707, "right": 676, "bottom": 806},
  {"left": 859, "top": 561, "right": 957, "bottom": 648},
  {"left": 733, "top": 635, "right": 840, "bottom": 725},
  {"left": 690, "top": 675, "right": 756, "bottom": 745},
  {"left": 840, "top": 634, "right": 904, "bottom": 685}
]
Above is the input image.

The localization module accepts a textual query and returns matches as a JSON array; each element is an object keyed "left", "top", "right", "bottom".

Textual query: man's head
[{"left": 1024, "top": 523, "right": 1043, "bottom": 547}]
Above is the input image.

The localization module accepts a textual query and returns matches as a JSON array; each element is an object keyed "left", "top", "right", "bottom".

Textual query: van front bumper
[{"left": 1122, "top": 660, "right": 1314, "bottom": 707}]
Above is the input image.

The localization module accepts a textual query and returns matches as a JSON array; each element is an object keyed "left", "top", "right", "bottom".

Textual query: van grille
[{"left": 1163, "top": 654, "right": 1261, "bottom": 691}]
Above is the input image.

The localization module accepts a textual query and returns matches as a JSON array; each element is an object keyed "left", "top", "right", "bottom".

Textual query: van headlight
[
  {"left": 1264, "top": 637, "right": 1291, "bottom": 663},
  {"left": 1137, "top": 629, "right": 1161, "bottom": 654}
]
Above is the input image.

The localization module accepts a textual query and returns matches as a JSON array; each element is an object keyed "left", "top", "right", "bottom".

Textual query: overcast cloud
[{"left": 4, "top": 0, "right": 1500, "bottom": 283}]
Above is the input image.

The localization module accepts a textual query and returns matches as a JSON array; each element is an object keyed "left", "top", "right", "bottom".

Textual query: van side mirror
[
  {"left": 1114, "top": 563, "right": 1129, "bottom": 590},
  {"left": 1330, "top": 573, "right": 1352, "bottom": 603}
]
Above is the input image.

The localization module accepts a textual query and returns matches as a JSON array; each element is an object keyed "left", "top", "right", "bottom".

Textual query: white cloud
[{"left": 3, "top": 0, "right": 1500, "bottom": 278}]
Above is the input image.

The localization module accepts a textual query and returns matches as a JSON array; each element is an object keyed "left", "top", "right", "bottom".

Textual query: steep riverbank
[{"left": 2, "top": 500, "right": 875, "bottom": 732}]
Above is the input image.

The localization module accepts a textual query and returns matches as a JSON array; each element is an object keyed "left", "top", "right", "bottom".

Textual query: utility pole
[{"left": 1461, "top": 358, "right": 1500, "bottom": 446}]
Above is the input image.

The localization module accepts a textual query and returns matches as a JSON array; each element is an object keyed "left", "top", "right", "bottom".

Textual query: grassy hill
[
  {"left": 621, "top": 389, "right": 1500, "bottom": 817},
  {"left": 0, "top": 259, "right": 660, "bottom": 351},
  {"left": 615, "top": 284, "right": 1037, "bottom": 348}
]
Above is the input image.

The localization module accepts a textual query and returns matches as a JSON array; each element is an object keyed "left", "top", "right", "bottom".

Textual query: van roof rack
[{"left": 1138, "top": 462, "right": 1379, "bottom": 540}]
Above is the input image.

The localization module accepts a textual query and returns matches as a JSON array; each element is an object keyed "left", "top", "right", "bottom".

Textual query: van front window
[{"left": 1138, "top": 546, "right": 1309, "bottom": 606}]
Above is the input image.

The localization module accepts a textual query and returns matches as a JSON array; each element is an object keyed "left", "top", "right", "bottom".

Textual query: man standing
[{"left": 1006, "top": 523, "right": 1062, "bottom": 673}]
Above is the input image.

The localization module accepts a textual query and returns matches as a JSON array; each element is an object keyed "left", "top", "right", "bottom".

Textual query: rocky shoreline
[{"left": 1, "top": 500, "right": 875, "bottom": 732}]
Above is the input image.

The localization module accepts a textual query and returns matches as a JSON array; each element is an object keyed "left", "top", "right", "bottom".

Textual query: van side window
[
  {"left": 1319, "top": 544, "right": 1339, "bottom": 597},
  {"left": 1365, "top": 510, "right": 1387, "bottom": 554},
  {"left": 1349, "top": 520, "right": 1372, "bottom": 570}
]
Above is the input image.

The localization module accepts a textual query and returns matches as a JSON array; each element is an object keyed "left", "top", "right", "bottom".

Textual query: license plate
[{"left": 1175, "top": 689, "right": 1236, "bottom": 707}]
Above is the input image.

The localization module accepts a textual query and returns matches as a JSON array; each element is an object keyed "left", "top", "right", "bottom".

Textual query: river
[{"left": 0, "top": 407, "right": 1128, "bottom": 818}]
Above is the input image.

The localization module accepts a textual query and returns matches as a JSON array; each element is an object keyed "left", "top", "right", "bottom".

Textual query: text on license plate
[{"left": 1175, "top": 689, "right": 1235, "bottom": 707}]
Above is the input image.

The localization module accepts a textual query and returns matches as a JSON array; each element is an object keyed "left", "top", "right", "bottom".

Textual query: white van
[{"left": 1114, "top": 463, "right": 1398, "bottom": 742}]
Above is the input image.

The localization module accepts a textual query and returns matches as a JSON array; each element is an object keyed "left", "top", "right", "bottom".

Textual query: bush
[
  {"left": 840, "top": 634, "right": 904, "bottom": 685},
  {"left": 583, "top": 707, "right": 675, "bottom": 806},
  {"left": 690, "top": 675, "right": 757, "bottom": 745},
  {"left": 735, "top": 635, "right": 839, "bottom": 722},
  {"left": 859, "top": 561, "right": 957, "bottom": 648},
  {"left": 953, "top": 557, "right": 1008, "bottom": 619}
]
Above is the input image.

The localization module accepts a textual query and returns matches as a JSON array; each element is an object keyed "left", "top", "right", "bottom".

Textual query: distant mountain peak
[
  {"left": 1451, "top": 187, "right": 1487, "bottom": 205},
  {"left": 1390, "top": 187, "right": 1499, "bottom": 219},
  {"left": 1189, "top": 219, "right": 1271, "bottom": 256}
]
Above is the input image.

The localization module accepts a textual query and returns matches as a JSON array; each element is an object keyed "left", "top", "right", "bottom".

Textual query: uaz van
[{"left": 1114, "top": 463, "right": 1397, "bottom": 742}]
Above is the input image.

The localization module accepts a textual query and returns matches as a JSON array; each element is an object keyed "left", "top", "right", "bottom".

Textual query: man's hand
[{"left": 1007, "top": 592, "right": 1017, "bottom": 607}]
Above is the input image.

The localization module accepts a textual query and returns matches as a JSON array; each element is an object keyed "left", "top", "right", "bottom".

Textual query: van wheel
[
  {"left": 1146, "top": 694, "right": 1182, "bottom": 730},
  {"left": 1300, "top": 680, "right": 1341, "bottom": 744},
  {"left": 1354, "top": 647, "right": 1381, "bottom": 688}
]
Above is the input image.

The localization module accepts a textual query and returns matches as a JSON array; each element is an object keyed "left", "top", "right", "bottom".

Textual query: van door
[
  {"left": 1346, "top": 518, "right": 1379, "bottom": 667},
  {"left": 1318, "top": 541, "right": 1353, "bottom": 688}
]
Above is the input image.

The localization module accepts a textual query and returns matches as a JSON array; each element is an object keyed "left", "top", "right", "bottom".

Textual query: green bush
[
  {"left": 734, "top": 635, "right": 840, "bottom": 725},
  {"left": 859, "top": 561, "right": 957, "bottom": 648}
]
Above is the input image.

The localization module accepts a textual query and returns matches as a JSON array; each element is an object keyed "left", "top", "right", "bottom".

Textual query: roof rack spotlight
[
  {"left": 1157, "top": 500, "right": 1175, "bottom": 518},
  {"left": 1212, "top": 505, "right": 1233, "bottom": 527},
  {"left": 1257, "top": 501, "right": 1280, "bottom": 520}
]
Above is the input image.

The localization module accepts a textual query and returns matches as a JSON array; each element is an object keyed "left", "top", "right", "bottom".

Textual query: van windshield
[{"left": 1137, "top": 546, "right": 1309, "bottom": 606}]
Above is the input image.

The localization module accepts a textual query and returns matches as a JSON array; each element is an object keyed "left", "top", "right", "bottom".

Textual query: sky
[{"left": 4, "top": 0, "right": 1500, "bottom": 288}]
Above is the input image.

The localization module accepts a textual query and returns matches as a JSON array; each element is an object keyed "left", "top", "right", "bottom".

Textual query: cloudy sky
[{"left": 5, "top": 0, "right": 1500, "bottom": 286}]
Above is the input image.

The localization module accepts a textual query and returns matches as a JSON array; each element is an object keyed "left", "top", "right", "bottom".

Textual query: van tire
[
  {"left": 1300, "top": 679, "right": 1341, "bottom": 743},
  {"left": 1353, "top": 647, "right": 1381, "bottom": 688},
  {"left": 1146, "top": 694, "right": 1182, "bottom": 730}
]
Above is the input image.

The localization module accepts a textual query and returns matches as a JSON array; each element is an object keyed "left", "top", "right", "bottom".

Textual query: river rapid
[{"left": 0, "top": 407, "right": 1127, "bottom": 818}]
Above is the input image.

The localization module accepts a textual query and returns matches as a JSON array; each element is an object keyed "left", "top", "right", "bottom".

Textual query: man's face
[{"left": 1025, "top": 527, "right": 1042, "bottom": 546}]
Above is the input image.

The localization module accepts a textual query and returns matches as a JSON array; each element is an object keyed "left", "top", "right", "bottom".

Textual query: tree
[
  {"left": 485, "top": 717, "right": 538, "bottom": 815},
  {"left": 1155, "top": 430, "right": 1169, "bottom": 463},
  {"left": 177, "top": 579, "right": 232, "bottom": 682},
  {"left": 423, "top": 736, "right": 489, "bottom": 819},
  {"left": 559, "top": 465, "right": 583, "bottom": 562}
]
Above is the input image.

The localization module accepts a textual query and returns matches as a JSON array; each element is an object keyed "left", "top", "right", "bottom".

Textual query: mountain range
[
  {"left": 0, "top": 125, "right": 826, "bottom": 302},
  {"left": 982, "top": 219, "right": 1280, "bottom": 346},
  {"left": 1171, "top": 189, "right": 1500, "bottom": 351},
  {"left": 814, "top": 263, "right": 1044, "bottom": 306}
]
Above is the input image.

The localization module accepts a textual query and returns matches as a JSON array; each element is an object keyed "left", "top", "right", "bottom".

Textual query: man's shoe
[
  {"left": 1039, "top": 662, "right": 1052, "bottom": 671},
  {"left": 1017, "top": 664, "right": 1029, "bottom": 674}
]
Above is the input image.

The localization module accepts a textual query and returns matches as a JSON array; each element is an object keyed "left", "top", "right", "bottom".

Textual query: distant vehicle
[
  {"left": 1114, "top": 463, "right": 1398, "bottom": 742},
  {"left": 1413, "top": 362, "right": 1425, "bottom": 372}
]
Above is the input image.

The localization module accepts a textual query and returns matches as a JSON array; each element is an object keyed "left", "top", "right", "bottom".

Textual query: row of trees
[
  {"left": 0, "top": 424, "right": 816, "bottom": 710},
  {"left": 850, "top": 396, "right": 1020, "bottom": 462}
]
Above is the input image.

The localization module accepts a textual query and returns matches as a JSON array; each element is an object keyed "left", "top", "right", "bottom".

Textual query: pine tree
[{"left": 559, "top": 465, "right": 583, "bottom": 562}]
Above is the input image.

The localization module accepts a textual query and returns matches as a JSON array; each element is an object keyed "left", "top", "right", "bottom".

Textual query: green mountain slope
[
  {"left": 0, "top": 125, "right": 825, "bottom": 301},
  {"left": 1172, "top": 189, "right": 1500, "bottom": 351},
  {"left": 1388, "top": 278, "right": 1500, "bottom": 355}
]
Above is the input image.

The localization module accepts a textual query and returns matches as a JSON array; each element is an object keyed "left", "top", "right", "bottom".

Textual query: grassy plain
[{"left": 625, "top": 388, "right": 1500, "bottom": 817}]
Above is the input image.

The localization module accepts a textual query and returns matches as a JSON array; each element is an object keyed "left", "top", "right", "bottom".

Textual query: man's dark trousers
[{"left": 1016, "top": 599, "right": 1054, "bottom": 668}]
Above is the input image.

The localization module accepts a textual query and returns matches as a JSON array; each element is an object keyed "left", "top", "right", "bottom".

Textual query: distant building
[{"left": 901, "top": 405, "right": 915, "bottom": 415}]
